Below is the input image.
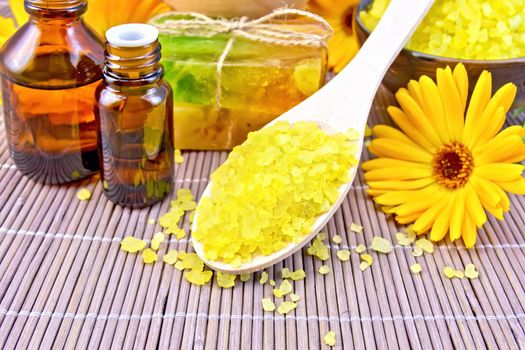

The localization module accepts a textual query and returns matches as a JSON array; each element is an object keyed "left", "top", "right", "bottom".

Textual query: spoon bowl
[{"left": 192, "top": 0, "right": 435, "bottom": 273}]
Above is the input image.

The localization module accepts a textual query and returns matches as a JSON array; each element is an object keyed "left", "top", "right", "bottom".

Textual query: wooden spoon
[{"left": 192, "top": 0, "right": 434, "bottom": 273}]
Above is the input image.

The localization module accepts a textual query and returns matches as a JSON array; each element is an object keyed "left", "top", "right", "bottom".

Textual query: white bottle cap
[{"left": 106, "top": 23, "right": 159, "bottom": 48}]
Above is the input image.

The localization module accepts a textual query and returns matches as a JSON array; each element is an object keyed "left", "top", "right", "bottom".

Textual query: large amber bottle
[
  {"left": 95, "top": 24, "right": 174, "bottom": 208},
  {"left": 0, "top": 0, "right": 104, "bottom": 184}
]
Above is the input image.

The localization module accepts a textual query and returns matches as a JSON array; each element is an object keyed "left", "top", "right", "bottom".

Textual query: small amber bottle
[
  {"left": 95, "top": 24, "right": 174, "bottom": 208},
  {"left": 0, "top": 0, "right": 104, "bottom": 184}
]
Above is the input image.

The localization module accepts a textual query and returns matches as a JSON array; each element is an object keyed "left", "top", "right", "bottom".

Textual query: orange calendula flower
[
  {"left": 363, "top": 64, "right": 525, "bottom": 248},
  {"left": 307, "top": 0, "right": 359, "bottom": 73}
]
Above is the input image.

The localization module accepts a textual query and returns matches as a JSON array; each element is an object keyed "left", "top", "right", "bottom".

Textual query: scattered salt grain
[
  {"left": 324, "top": 331, "right": 336, "bottom": 347},
  {"left": 350, "top": 223, "right": 363, "bottom": 233},
  {"left": 77, "top": 188, "right": 91, "bottom": 201},
  {"left": 319, "top": 265, "right": 330, "bottom": 274},
  {"left": 337, "top": 249, "right": 351, "bottom": 262},
  {"left": 371, "top": 236, "right": 393, "bottom": 253},
  {"left": 120, "top": 236, "right": 147, "bottom": 253}
]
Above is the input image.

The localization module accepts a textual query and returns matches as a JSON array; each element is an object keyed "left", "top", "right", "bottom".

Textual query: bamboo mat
[
  {"left": 0, "top": 87, "right": 524, "bottom": 350},
  {"left": 1, "top": 5, "right": 525, "bottom": 350}
]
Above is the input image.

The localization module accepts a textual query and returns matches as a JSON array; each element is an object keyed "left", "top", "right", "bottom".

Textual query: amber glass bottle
[
  {"left": 0, "top": 0, "right": 104, "bottom": 184},
  {"left": 95, "top": 24, "right": 174, "bottom": 208}
]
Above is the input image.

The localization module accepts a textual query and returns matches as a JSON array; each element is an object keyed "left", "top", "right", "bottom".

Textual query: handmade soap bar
[{"left": 151, "top": 11, "right": 329, "bottom": 150}]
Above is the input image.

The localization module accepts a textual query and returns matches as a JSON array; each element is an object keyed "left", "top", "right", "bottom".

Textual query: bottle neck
[
  {"left": 25, "top": 0, "right": 87, "bottom": 18},
  {"left": 103, "top": 41, "right": 163, "bottom": 87}
]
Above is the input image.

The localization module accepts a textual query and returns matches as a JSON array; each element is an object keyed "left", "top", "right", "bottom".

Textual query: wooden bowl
[
  {"left": 356, "top": 0, "right": 525, "bottom": 108},
  {"left": 165, "top": 0, "right": 308, "bottom": 18}
]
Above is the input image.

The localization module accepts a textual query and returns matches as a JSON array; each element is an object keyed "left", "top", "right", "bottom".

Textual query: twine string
[{"left": 150, "top": 8, "right": 333, "bottom": 108}]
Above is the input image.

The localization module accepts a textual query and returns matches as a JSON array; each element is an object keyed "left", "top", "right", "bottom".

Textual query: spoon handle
[{"left": 330, "top": 0, "right": 434, "bottom": 130}]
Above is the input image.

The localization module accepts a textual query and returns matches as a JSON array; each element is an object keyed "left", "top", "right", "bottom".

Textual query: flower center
[
  {"left": 342, "top": 6, "right": 355, "bottom": 35},
  {"left": 432, "top": 142, "right": 474, "bottom": 190}
]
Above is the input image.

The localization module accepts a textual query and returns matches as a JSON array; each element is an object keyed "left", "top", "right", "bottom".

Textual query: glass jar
[
  {"left": 0, "top": 0, "right": 104, "bottom": 184},
  {"left": 95, "top": 24, "right": 174, "bottom": 208}
]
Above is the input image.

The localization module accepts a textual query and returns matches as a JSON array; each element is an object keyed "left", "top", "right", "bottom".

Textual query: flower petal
[
  {"left": 419, "top": 75, "right": 450, "bottom": 143},
  {"left": 469, "top": 176, "right": 502, "bottom": 208},
  {"left": 368, "top": 139, "right": 433, "bottom": 163},
  {"left": 496, "top": 177, "right": 525, "bottom": 195},
  {"left": 395, "top": 89, "right": 443, "bottom": 147},
  {"left": 467, "top": 83, "right": 517, "bottom": 149},
  {"left": 461, "top": 211, "right": 477, "bottom": 248},
  {"left": 366, "top": 178, "right": 434, "bottom": 191},
  {"left": 475, "top": 135, "right": 525, "bottom": 165},
  {"left": 452, "top": 63, "right": 469, "bottom": 112},
  {"left": 464, "top": 71, "right": 491, "bottom": 144},
  {"left": 430, "top": 197, "right": 453, "bottom": 241},
  {"left": 374, "top": 184, "right": 439, "bottom": 206},
  {"left": 387, "top": 106, "right": 437, "bottom": 152},
  {"left": 364, "top": 167, "right": 433, "bottom": 182},
  {"left": 437, "top": 66, "right": 464, "bottom": 140},
  {"left": 464, "top": 183, "right": 487, "bottom": 228},
  {"left": 449, "top": 189, "right": 465, "bottom": 241},
  {"left": 474, "top": 164, "right": 524, "bottom": 182},
  {"left": 362, "top": 158, "right": 430, "bottom": 171},
  {"left": 412, "top": 191, "right": 449, "bottom": 233}
]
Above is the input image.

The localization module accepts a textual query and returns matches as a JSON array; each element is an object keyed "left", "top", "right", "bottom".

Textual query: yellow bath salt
[
  {"left": 103, "top": 180, "right": 109, "bottom": 190},
  {"left": 359, "top": 261, "right": 370, "bottom": 271},
  {"left": 337, "top": 249, "right": 351, "bottom": 262},
  {"left": 323, "top": 330, "right": 336, "bottom": 347},
  {"left": 178, "top": 251, "right": 187, "bottom": 260},
  {"left": 142, "top": 248, "right": 158, "bottom": 264},
  {"left": 396, "top": 232, "right": 416, "bottom": 246},
  {"left": 465, "top": 264, "right": 479, "bottom": 279},
  {"left": 269, "top": 280, "right": 276, "bottom": 286},
  {"left": 290, "top": 293, "right": 301, "bottom": 302},
  {"left": 174, "top": 261, "right": 185, "bottom": 271},
  {"left": 217, "top": 272, "right": 237, "bottom": 288},
  {"left": 193, "top": 121, "right": 358, "bottom": 266},
  {"left": 307, "top": 236, "right": 330, "bottom": 261},
  {"left": 189, "top": 211, "right": 196, "bottom": 224},
  {"left": 148, "top": 218, "right": 156, "bottom": 225},
  {"left": 355, "top": 244, "right": 366, "bottom": 254},
  {"left": 150, "top": 232, "right": 165, "bottom": 250},
  {"left": 180, "top": 253, "right": 204, "bottom": 271},
  {"left": 454, "top": 270, "right": 465, "bottom": 279},
  {"left": 415, "top": 238, "right": 434, "bottom": 254},
  {"left": 350, "top": 223, "right": 363, "bottom": 233},
  {"left": 240, "top": 273, "right": 251, "bottom": 282},
  {"left": 319, "top": 265, "right": 330, "bottom": 274},
  {"left": 361, "top": 253, "right": 373, "bottom": 265},
  {"left": 410, "top": 263, "right": 422, "bottom": 274},
  {"left": 262, "top": 298, "right": 276, "bottom": 312},
  {"left": 443, "top": 267, "right": 456, "bottom": 279},
  {"left": 281, "top": 268, "right": 291, "bottom": 279},
  {"left": 289, "top": 269, "right": 306, "bottom": 281},
  {"left": 120, "top": 236, "right": 148, "bottom": 253},
  {"left": 412, "top": 247, "right": 424, "bottom": 257},
  {"left": 175, "top": 148, "right": 184, "bottom": 163},
  {"left": 332, "top": 235, "right": 343, "bottom": 244},
  {"left": 259, "top": 271, "right": 269, "bottom": 284},
  {"left": 185, "top": 269, "right": 213, "bottom": 285},
  {"left": 159, "top": 188, "right": 195, "bottom": 239},
  {"left": 360, "top": 0, "right": 525, "bottom": 60},
  {"left": 273, "top": 279, "right": 293, "bottom": 298},
  {"left": 277, "top": 301, "right": 297, "bottom": 315},
  {"left": 317, "top": 232, "right": 327, "bottom": 240},
  {"left": 163, "top": 250, "right": 179, "bottom": 265},
  {"left": 371, "top": 237, "right": 393, "bottom": 253},
  {"left": 77, "top": 188, "right": 91, "bottom": 201}
]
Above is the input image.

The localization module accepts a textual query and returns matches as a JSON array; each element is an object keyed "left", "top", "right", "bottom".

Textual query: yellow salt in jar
[{"left": 360, "top": 0, "right": 525, "bottom": 60}]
